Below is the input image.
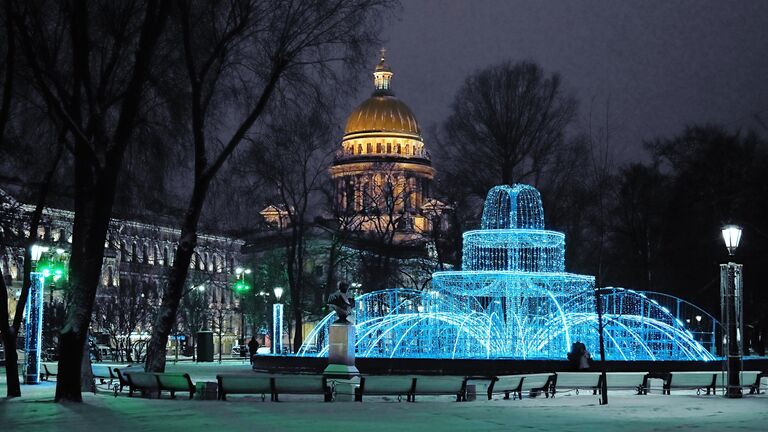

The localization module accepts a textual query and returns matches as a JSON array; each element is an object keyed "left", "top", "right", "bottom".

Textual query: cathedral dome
[
  {"left": 343, "top": 50, "right": 421, "bottom": 137},
  {"left": 344, "top": 95, "right": 421, "bottom": 136}
]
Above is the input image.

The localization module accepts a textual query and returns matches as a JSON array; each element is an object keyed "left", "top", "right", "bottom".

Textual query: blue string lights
[{"left": 299, "top": 185, "right": 717, "bottom": 360}]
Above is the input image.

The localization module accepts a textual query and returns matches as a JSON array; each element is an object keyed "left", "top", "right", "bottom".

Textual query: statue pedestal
[{"left": 324, "top": 322, "right": 359, "bottom": 380}]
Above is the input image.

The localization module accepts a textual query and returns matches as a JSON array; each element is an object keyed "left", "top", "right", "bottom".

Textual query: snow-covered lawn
[{"left": 1, "top": 366, "right": 767, "bottom": 432}]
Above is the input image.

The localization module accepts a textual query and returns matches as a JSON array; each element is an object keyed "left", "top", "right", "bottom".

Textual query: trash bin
[{"left": 196, "top": 331, "right": 214, "bottom": 362}]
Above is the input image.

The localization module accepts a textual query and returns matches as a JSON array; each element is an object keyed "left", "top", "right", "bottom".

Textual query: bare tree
[
  {"left": 92, "top": 278, "right": 157, "bottom": 363},
  {"left": 246, "top": 106, "right": 335, "bottom": 351},
  {"left": 11, "top": 0, "right": 171, "bottom": 401},
  {"left": 145, "top": 0, "right": 392, "bottom": 372},
  {"left": 437, "top": 60, "right": 577, "bottom": 198}
]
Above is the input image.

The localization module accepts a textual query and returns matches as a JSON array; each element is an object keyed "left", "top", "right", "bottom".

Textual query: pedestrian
[
  {"left": 567, "top": 341, "right": 591, "bottom": 371},
  {"left": 578, "top": 342, "right": 591, "bottom": 370},
  {"left": 247, "top": 337, "right": 259, "bottom": 364}
]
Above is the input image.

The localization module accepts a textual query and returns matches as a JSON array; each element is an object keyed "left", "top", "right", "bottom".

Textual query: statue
[{"left": 327, "top": 281, "right": 356, "bottom": 323}]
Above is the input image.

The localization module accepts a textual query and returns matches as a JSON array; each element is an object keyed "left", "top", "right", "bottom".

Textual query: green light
[
  {"left": 42, "top": 268, "right": 51, "bottom": 277},
  {"left": 234, "top": 281, "right": 251, "bottom": 292}
]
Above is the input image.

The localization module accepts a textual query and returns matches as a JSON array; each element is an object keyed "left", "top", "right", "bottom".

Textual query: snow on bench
[
  {"left": 552, "top": 372, "right": 601, "bottom": 396},
  {"left": 664, "top": 372, "right": 717, "bottom": 395},
  {"left": 601, "top": 372, "right": 648, "bottom": 394},
  {"left": 216, "top": 374, "right": 273, "bottom": 401},
  {"left": 354, "top": 375, "right": 415, "bottom": 402},
  {"left": 410, "top": 375, "right": 468, "bottom": 402},
  {"left": 271, "top": 374, "right": 332, "bottom": 402}
]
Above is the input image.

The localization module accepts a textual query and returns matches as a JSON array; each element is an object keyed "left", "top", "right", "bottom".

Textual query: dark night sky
[{"left": 352, "top": 0, "right": 768, "bottom": 162}]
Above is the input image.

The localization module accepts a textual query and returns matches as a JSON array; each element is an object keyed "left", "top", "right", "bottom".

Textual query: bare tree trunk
[
  {"left": 0, "top": 268, "right": 21, "bottom": 397},
  {"left": 145, "top": 183, "right": 208, "bottom": 372}
]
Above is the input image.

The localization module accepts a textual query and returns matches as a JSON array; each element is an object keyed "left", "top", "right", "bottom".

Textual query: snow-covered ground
[{"left": 1, "top": 365, "right": 767, "bottom": 432}]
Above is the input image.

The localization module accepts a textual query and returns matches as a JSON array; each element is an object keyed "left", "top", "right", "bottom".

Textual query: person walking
[{"left": 247, "top": 337, "right": 259, "bottom": 364}]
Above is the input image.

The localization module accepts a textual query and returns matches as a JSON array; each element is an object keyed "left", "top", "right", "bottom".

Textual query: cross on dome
[{"left": 373, "top": 48, "right": 393, "bottom": 93}]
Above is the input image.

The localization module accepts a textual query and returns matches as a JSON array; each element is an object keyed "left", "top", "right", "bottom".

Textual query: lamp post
[
  {"left": 272, "top": 286, "right": 284, "bottom": 355},
  {"left": 720, "top": 224, "right": 743, "bottom": 398},
  {"left": 24, "top": 245, "right": 48, "bottom": 384},
  {"left": 234, "top": 267, "right": 252, "bottom": 345}
]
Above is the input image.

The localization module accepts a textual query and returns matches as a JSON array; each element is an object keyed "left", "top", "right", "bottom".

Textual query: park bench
[
  {"left": 488, "top": 373, "right": 555, "bottom": 400},
  {"left": 552, "top": 372, "right": 601, "bottom": 396},
  {"left": 271, "top": 374, "right": 333, "bottom": 402},
  {"left": 519, "top": 373, "right": 555, "bottom": 399},
  {"left": 91, "top": 364, "right": 114, "bottom": 385},
  {"left": 410, "top": 375, "right": 468, "bottom": 402},
  {"left": 599, "top": 372, "right": 649, "bottom": 395},
  {"left": 42, "top": 362, "right": 58, "bottom": 381},
  {"left": 124, "top": 371, "right": 196, "bottom": 399},
  {"left": 487, "top": 375, "right": 523, "bottom": 400},
  {"left": 112, "top": 368, "right": 131, "bottom": 393},
  {"left": 156, "top": 373, "right": 196, "bottom": 399},
  {"left": 754, "top": 372, "right": 768, "bottom": 394},
  {"left": 217, "top": 374, "right": 274, "bottom": 401},
  {"left": 714, "top": 370, "right": 766, "bottom": 395},
  {"left": 664, "top": 372, "right": 716, "bottom": 395},
  {"left": 354, "top": 375, "right": 415, "bottom": 402},
  {"left": 124, "top": 372, "right": 161, "bottom": 398}
]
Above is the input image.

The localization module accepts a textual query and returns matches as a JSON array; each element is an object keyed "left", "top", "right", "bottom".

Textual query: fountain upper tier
[{"left": 435, "top": 184, "right": 592, "bottom": 296}]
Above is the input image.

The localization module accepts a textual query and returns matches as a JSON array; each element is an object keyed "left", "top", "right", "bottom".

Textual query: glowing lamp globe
[
  {"left": 30, "top": 244, "right": 49, "bottom": 262},
  {"left": 273, "top": 287, "right": 284, "bottom": 301},
  {"left": 721, "top": 225, "right": 743, "bottom": 256}
]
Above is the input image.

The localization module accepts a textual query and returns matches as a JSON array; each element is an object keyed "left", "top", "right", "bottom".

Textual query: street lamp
[
  {"left": 273, "top": 286, "right": 284, "bottom": 355},
  {"left": 25, "top": 244, "right": 70, "bottom": 384},
  {"left": 233, "top": 267, "right": 252, "bottom": 345},
  {"left": 720, "top": 224, "right": 743, "bottom": 398}
]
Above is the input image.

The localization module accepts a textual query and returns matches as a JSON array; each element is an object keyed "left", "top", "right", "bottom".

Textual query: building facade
[{"left": 0, "top": 187, "right": 246, "bottom": 359}]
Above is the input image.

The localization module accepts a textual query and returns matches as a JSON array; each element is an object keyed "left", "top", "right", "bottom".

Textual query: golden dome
[{"left": 344, "top": 95, "right": 421, "bottom": 136}]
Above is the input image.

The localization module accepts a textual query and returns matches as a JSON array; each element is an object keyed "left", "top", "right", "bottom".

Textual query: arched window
[
  {"left": 366, "top": 142, "right": 372, "bottom": 153},
  {"left": 212, "top": 254, "right": 219, "bottom": 273},
  {"left": 142, "top": 244, "right": 149, "bottom": 264},
  {"left": 163, "top": 247, "right": 169, "bottom": 267}
]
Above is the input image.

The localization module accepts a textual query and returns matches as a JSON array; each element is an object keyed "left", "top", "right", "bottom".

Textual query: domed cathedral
[{"left": 330, "top": 50, "right": 443, "bottom": 241}]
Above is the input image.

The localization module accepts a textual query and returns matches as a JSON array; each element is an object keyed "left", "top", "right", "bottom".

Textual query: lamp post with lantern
[
  {"left": 720, "top": 225, "right": 744, "bottom": 398},
  {"left": 234, "top": 267, "right": 252, "bottom": 345},
  {"left": 24, "top": 244, "right": 68, "bottom": 384}
]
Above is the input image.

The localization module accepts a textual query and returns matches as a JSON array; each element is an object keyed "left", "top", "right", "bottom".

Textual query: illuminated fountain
[{"left": 299, "top": 185, "right": 717, "bottom": 361}]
